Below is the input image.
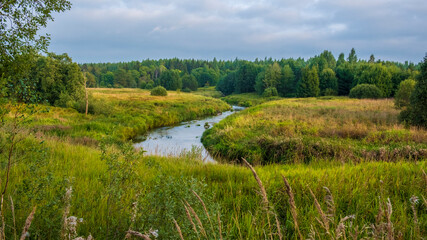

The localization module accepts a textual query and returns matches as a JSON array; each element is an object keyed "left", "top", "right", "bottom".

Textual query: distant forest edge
[{"left": 80, "top": 48, "right": 420, "bottom": 98}]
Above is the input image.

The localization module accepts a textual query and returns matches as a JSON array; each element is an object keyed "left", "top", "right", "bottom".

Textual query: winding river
[{"left": 133, "top": 105, "right": 244, "bottom": 162}]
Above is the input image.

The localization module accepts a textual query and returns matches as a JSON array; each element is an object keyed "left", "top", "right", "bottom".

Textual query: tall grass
[
  {"left": 0, "top": 92, "right": 425, "bottom": 239},
  {"left": 203, "top": 97, "right": 427, "bottom": 164},
  {"left": 30, "top": 88, "right": 230, "bottom": 143}
]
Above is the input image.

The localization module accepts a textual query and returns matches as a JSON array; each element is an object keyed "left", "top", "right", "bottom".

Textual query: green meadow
[{"left": 0, "top": 90, "right": 426, "bottom": 239}]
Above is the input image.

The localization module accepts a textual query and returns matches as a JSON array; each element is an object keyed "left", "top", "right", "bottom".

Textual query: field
[
  {"left": 0, "top": 91, "right": 426, "bottom": 239},
  {"left": 29, "top": 88, "right": 230, "bottom": 143},
  {"left": 202, "top": 97, "right": 427, "bottom": 164}
]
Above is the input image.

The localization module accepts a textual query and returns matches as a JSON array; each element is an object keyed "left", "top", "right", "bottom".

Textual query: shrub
[
  {"left": 349, "top": 84, "right": 383, "bottom": 99},
  {"left": 145, "top": 83, "right": 154, "bottom": 90},
  {"left": 394, "top": 79, "right": 416, "bottom": 109},
  {"left": 263, "top": 87, "right": 278, "bottom": 97},
  {"left": 150, "top": 86, "right": 168, "bottom": 96},
  {"left": 182, "top": 87, "right": 191, "bottom": 93}
]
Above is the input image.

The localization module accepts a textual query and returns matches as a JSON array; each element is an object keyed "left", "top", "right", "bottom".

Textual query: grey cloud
[{"left": 44, "top": 0, "right": 427, "bottom": 63}]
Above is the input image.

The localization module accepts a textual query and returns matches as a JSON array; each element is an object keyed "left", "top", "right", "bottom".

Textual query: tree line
[{"left": 80, "top": 49, "right": 419, "bottom": 99}]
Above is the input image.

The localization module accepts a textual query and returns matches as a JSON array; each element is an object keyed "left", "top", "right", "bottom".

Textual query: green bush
[
  {"left": 394, "top": 79, "right": 416, "bottom": 109},
  {"left": 262, "top": 87, "right": 278, "bottom": 97},
  {"left": 150, "top": 86, "right": 168, "bottom": 96},
  {"left": 182, "top": 87, "right": 192, "bottom": 93},
  {"left": 349, "top": 84, "right": 383, "bottom": 99}
]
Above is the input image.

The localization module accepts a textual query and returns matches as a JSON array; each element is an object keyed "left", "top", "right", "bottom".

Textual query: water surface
[{"left": 133, "top": 106, "right": 244, "bottom": 162}]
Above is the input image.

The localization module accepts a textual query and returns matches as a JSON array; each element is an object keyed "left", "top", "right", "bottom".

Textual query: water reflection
[{"left": 133, "top": 106, "right": 244, "bottom": 162}]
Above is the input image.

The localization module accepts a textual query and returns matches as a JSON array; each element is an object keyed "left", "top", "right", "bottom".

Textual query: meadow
[
  {"left": 202, "top": 97, "right": 427, "bottom": 165},
  {"left": 29, "top": 88, "right": 230, "bottom": 143},
  {"left": 0, "top": 90, "right": 425, "bottom": 239}
]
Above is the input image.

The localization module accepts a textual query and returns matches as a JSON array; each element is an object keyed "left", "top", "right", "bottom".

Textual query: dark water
[{"left": 133, "top": 106, "right": 244, "bottom": 162}]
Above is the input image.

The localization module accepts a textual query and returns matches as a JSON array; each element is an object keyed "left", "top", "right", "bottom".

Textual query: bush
[
  {"left": 263, "top": 87, "right": 278, "bottom": 97},
  {"left": 394, "top": 79, "right": 416, "bottom": 109},
  {"left": 324, "top": 88, "right": 338, "bottom": 96},
  {"left": 150, "top": 86, "right": 168, "bottom": 96},
  {"left": 182, "top": 87, "right": 191, "bottom": 93},
  {"left": 349, "top": 84, "right": 383, "bottom": 99}
]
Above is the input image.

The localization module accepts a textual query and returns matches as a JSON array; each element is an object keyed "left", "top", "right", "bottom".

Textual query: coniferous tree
[
  {"left": 348, "top": 48, "right": 358, "bottom": 64},
  {"left": 297, "top": 66, "right": 320, "bottom": 97},
  {"left": 278, "top": 65, "right": 296, "bottom": 97},
  {"left": 402, "top": 55, "right": 427, "bottom": 128}
]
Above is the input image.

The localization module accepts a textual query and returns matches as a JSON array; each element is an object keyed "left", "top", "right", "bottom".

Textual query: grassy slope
[
  {"left": 30, "top": 88, "right": 230, "bottom": 143},
  {"left": 202, "top": 97, "right": 427, "bottom": 164}
]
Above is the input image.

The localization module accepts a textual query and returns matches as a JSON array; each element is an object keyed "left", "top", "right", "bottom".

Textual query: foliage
[
  {"left": 349, "top": 84, "right": 383, "bottom": 99},
  {"left": 181, "top": 74, "right": 198, "bottom": 91},
  {"left": 401, "top": 55, "right": 427, "bottom": 128},
  {"left": 234, "top": 62, "right": 259, "bottom": 94},
  {"left": 319, "top": 68, "right": 338, "bottom": 95},
  {"left": 191, "top": 66, "right": 219, "bottom": 87},
  {"left": 394, "top": 79, "right": 416, "bottom": 109},
  {"left": 150, "top": 86, "right": 168, "bottom": 96},
  {"left": 262, "top": 87, "right": 278, "bottom": 97},
  {"left": 296, "top": 66, "right": 320, "bottom": 97},
  {"left": 0, "top": 0, "right": 71, "bottom": 64},
  {"left": 216, "top": 71, "right": 237, "bottom": 95},
  {"left": 278, "top": 64, "right": 296, "bottom": 97},
  {"left": 157, "top": 70, "right": 182, "bottom": 90},
  {"left": 354, "top": 63, "right": 393, "bottom": 97}
]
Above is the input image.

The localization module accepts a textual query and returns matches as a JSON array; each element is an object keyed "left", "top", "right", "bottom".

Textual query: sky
[{"left": 43, "top": 0, "right": 427, "bottom": 63}]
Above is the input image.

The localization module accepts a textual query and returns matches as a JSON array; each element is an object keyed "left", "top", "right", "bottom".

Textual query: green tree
[
  {"left": 394, "top": 79, "right": 416, "bottom": 109},
  {"left": 336, "top": 63, "right": 354, "bottom": 95},
  {"left": 217, "top": 71, "right": 237, "bottom": 96},
  {"left": 354, "top": 63, "right": 393, "bottom": 97},
  {"left": 401, "top": 55, "right": 427, "bottom": 128},
  {"left": 159, "top": 70, "right": 182, "bottom": 90},
  {"left": 235, "top": 62, "right": 258, "bottom": 93},
  {"left": 0, "top": 0, "right": 71, "bottom": 65},
  {"left": 278, "top": 65, "right": 296, "bottom": 97},
  {"left": 347, "top": 48, "right": 357, "bottom": 64},
  {"left": 319, "top": 68, "right": 338, "bottom": 95},
  {"left": 191, "top": 66, "right": 219, "bottom": 87},
  {"left": 369, "top": 54, "right": 375, "bottom": 63},
  {"left": 182, "top": 74, "right": 198, "bottom": 91},
  {"left": 337, "top": 53, "right": 346, "bottom": 66},
  {"left": 297, "top": 66, "right": 320, "bottom": 97},
  {"left": 101, "top": 72, "right": 115, "bottom": 87},
  {"left": 114, "top": 69, "right": 130, "bottom": 87},
  {"left": 263, "top": 62, "right": 281, "bottom": 89}
]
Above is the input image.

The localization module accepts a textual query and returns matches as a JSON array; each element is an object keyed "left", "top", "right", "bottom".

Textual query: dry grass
[{"left": 203, "top": 97, "right": 427, "bottom": 164}]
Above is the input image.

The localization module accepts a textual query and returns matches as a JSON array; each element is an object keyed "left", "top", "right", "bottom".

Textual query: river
[{"left": 133, "top": 105, "right": 244, "bottom": 162}]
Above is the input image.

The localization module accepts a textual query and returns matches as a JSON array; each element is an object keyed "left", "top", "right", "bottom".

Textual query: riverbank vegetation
[
  {"left": 0, "top": 132, "right": 425, "bottom": 239},
  {"left": 202, "top": 97, "right": 427, "bottom": 165},
  {"left": 25, "top": 88, "right": 230, "bottom": 143}
]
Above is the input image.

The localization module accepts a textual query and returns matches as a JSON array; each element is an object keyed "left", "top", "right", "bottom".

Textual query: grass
[
  {"left": 202, "top": 97, "right": 427, "bottom": 164},
  {"left": 0, "top": 135, "right": 425, "bottom": 239},
  {"left": 193, "top": 86, "right": 224, "bottom": 98},
  {"left": 0, "top": 91, "right": 426, "bottom": 239},
  {"left": 29, "top": 88, "right": 230, "bottom": 143},
  {"left": 221, "top": 93, "right": 282, "bottom": 107}
]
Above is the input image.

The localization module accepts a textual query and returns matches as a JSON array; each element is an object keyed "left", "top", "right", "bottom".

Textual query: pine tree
[
  {"left": 403, "top": 55, "right": 427, "bottom": 128},
  {"left": 297, "top": 66, "right": 320, "bottom": 97}
]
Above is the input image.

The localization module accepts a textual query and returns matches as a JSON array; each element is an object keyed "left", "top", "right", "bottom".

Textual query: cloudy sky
[{"left": 43, "top": 0, "right": 427, "bottom": 63}]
